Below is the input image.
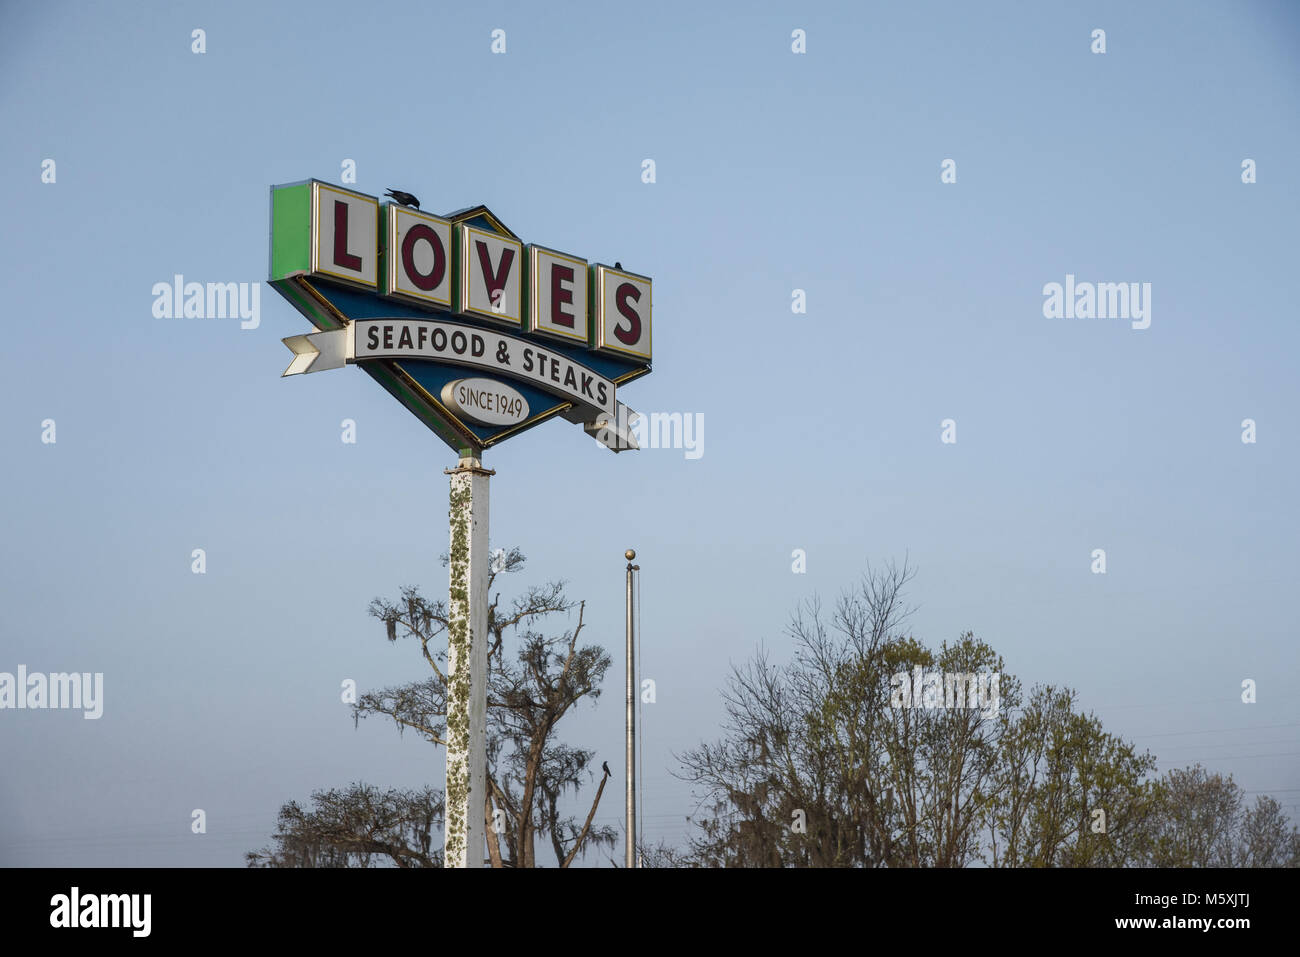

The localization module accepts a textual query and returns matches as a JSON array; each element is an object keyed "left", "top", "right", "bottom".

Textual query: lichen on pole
[{"left": 444, "top": 455, "right": 493, "bottom": 867}]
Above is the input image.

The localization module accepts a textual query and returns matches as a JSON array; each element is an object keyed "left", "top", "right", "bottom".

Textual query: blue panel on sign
[{"left": 398, "top": 359, "right": 567, "bottom": 443}]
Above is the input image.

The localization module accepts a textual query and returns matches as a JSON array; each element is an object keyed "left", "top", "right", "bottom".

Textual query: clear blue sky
[{"left": 2, "top": 0, "right": 1298, "bottom": 865}]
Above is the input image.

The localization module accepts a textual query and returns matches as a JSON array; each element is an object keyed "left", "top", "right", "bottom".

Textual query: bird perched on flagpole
[
  {"left": 385, "top": 188, "right": 420, "bottom": 209},
  {"left": 602, "top": 761, "right": 612, "bottom": 778}
]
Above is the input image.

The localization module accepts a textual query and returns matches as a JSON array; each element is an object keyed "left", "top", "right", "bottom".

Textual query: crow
[
  {"left": 602, "top": 761, "right": 612, "bottom": 777},
  {"left": 614, "top": 262, "right": 623, "bottom": 270},
  {"left": 385, "top": 188, "right": 420, "bottom": 209}
]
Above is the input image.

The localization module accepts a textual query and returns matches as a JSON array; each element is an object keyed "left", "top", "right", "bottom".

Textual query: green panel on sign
[
  {"left": 270, "top": 183, "right": 311, "bottom": 280},
  {"left": 377, "top": 203, "right": 390, "bottom": 295},
  {"left": 270, "top": 278, "right": 341, "bottom": 332}
]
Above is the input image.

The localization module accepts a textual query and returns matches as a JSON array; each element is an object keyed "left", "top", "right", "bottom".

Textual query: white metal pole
[
  {"left": 445, "top": 455, "right": 492, "bottom": 867},
  {"left": 625, "top": 548, "right": 637, "bottom": 868}
]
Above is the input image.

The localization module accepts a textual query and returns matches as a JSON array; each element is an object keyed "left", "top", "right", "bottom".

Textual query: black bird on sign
[
  {"left": 602, "top": 761, "right": 612, "bottom": 778},
  {"left": 614, "top": 262, "right": 622, "bottom": 270},
  {"left": 385, "top": 188, "right": 420, "bottom": 209}
]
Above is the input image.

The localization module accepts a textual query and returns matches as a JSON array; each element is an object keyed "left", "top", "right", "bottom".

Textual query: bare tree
[
  {"left": 1236, "top": 795, "right": 1300, "bottom": 867},
  {"left": 249, "top": 548, "right": 615, "bottom": 868},
  {"left": 1142, "top": 765, "right": 1300, "bottom": 868},
  {"left": 246, "top": 784, "right": 442, "bottom": 868},
  {"left": 1145, "top": 764, "right": 1242, "bottom": 867},
  {"left": 360, "top": 548, "right": 616, "bottom": 867}
]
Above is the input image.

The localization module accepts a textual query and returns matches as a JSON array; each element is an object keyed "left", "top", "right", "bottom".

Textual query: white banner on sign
[
  {"left": 280, "top": 319, "right": 639, "bottom": 450},
  {"left": 353, "top": 318, "right": 616, "bottom": 417}
]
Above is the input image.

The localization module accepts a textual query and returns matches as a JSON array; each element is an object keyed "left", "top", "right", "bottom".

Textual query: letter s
[{"left": 614, "top": 283, "right": 642, "bottom": 345}]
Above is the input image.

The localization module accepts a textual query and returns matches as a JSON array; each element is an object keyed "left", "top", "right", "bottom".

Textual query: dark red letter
[
  {"left": 401, "top": 224, "right": 445, "bottom": 291},
  {"left": 550, "top": 264, "right": 575, "bottom": 327},
  {"left": 475, "top": 241, "right": 515, "bottom": 302},
  {"left": 614, "top": 283, "right": 642, "bottom": 345},
  {"left": 333, "top": 200, "right": 362, "bottom": 271}
]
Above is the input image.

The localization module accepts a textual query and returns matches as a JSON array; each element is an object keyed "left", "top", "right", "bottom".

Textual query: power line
[
  {"left": 1154, "top": 751, "right": 1300, "bottom": 762},
  {"left": 1130, "top": 721, "right": 1300, "bottom": 740}
]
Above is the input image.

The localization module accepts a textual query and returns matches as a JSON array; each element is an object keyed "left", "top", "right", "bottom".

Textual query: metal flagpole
[
  {"left": 625, "top": 548, "right": 638, "bottom": 868},
  {"left": 444, "top": 454, "right": 493, "bottom": 867}
]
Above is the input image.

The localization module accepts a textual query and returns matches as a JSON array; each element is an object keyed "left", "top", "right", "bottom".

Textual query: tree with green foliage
[
  {"left": 985, "top": 684, "right": 1160, "bottom": 867},
  {"left": 672, "top": 562, "right": 1294, "bottom": 868},
  {"left": 678, "top": 562, "right": 1017, "bottom": 866}
]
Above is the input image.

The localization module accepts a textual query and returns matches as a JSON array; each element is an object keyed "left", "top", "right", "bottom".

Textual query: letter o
[{"left": 401, "top": 224, "right": 446, "bottom": 291}]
